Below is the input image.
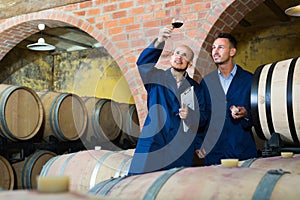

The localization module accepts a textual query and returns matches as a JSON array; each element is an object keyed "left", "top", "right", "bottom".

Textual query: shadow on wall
[
  {"left": 233, "top": 21, "right": 300, "bottom": 73},
  {"left": 0, "top": 47, "right": 134, "bottom": 104}
]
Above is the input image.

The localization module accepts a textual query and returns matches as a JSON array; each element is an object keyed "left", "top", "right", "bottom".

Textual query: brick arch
[
  {"left": 0, "top": 11, "right": 126, "bottom": 69},
  {"left": 0, "top": 8, "right": 146, "bottom": 125},
  {"left": 0, "top": 9, "right": 139, "bottom": 108},
  {"left": 0, "top": 11, "right": 142, "bottom": 126}
]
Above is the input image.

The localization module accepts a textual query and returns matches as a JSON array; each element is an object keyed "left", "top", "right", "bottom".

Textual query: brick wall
[{"left": 0, "top": 0, "right": 264, "bottom": 126}]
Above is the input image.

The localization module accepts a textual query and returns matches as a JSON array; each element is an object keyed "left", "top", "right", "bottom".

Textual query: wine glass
[{"left": 172, "top": 16, "right": 184, "bottom": 28}]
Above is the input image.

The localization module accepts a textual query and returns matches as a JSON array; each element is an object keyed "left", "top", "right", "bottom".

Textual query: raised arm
[{"left": 136, "top": 26, "right": 173, "bottom": 83}]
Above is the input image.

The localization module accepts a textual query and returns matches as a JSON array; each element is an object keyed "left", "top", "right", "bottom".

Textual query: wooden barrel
[
  {"left": 239, "top": 154, "right": 300, "bottom": 173},
  {"left": 0, "top": 155, "right": 14, "bottom": 190},
  {"left": 38, "top": 91, "right": 87, "bottom": 141},
  {"left": 251, "top": 57, "right": 300, "bottom": 145},
  {"left": 0, "top": 190, "right": 107, "bottom": 200},
  {"left": 12, "top": 150, "right": 56, "bottom": 189},
  {"left": 118, "top": 103, "right": 140, "bottom": 147},
  {"left": 81, "top": 97, "right": 122, "bottom": 149},
  {"left": 89, "top": 166, "right": 300, "bottom": 199},
  {"left": 117, "top": 149, "right": 135, "bottom": 156},
  {"left": 40, "top": 149, "right": 132, "bottom": 193},
  {"left": 0, "top": 84, "right": 43, "bottom": 141}
]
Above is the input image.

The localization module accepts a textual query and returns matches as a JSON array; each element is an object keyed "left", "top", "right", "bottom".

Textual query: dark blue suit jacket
[{"left": 202, "top": 65, "right": 257, "bottom": 165}]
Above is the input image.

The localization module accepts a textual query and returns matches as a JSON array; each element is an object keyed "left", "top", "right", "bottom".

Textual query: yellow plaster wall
[
  {"left": 232, "top": 21, "right": 300, "bottom": 73},
  {"left": 53, "top": 48, "right": 134, "bottom": 104},
  {"left": 0, "top": 50, "right": 53, "bottom": 91},
  {"left": 0, "top": 47, "right": 134, "bottom": 104}
]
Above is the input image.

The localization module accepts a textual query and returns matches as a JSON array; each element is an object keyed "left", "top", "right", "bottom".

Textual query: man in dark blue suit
[
  {"left": 196, "top": 33, "right": 257, "bottom": 165},
  {"left": 128, "top": 26, "right": 210, "bottom": 175}
]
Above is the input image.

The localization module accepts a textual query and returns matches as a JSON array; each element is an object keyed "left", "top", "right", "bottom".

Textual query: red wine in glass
[{"left": 172, "top": 18, "right": 184, "bottom": 28}]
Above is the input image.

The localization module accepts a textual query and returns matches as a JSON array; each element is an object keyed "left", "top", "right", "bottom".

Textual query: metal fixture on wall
[
  {"left": 27, "top": 24, "right": 56, "bottom": 51},
  {"left": 285, "top": 4, "right": 300, "bottom": 17}
]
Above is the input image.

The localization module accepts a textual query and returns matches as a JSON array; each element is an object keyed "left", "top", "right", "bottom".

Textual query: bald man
[{"left": 128, "top": 26, "right": 210, "bottom": 175}]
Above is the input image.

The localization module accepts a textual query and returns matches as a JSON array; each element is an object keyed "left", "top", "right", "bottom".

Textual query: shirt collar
[{"left": 218, "top": 63, "right": 237, "bottom": 78}]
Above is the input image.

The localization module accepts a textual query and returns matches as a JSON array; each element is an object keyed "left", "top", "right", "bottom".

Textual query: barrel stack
[{"left": 0, "top": 84, "right": 139, "bottom": 191}]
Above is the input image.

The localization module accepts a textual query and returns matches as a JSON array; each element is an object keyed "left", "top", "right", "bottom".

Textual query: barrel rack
[
  {"left": 0, "top": 136, "right": 86, "bottom": 164},
  {"left": 262, "top": 132, "right": 300, "bottom": 157}
]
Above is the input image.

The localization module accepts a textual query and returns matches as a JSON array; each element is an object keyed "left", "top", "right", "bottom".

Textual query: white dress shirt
[{"left": 218, "top": 64, "right": 237, "bottom": 94}]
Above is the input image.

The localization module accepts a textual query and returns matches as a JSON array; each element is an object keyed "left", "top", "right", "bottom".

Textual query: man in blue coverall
[
  {"left": 196, "top": 33, "right": 257, "bottom": 165},
  {"left": 128, "top": 26, "right": 210, "bottom": 175}
]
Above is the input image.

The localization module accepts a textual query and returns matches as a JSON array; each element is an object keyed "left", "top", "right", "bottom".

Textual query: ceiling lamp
[
  {"left": 27, "top": 24, "right": 56, "bottom": 51},
  {"left": 285, "top": 4, "right": 300, "bottom": 17}
]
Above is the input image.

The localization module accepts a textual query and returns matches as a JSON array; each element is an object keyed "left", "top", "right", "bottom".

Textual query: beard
[
  {"left": 172, "top": 63, "right": 188, "bottom": 72},
  {"left": 172, "top": 67, "right": 187, "bottom": 72}
]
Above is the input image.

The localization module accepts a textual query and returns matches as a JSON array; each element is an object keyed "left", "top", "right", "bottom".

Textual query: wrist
[
  {"left": 154, "top": 38, "right": 165, "bottom": 49},
  {"left": 155, "top": 39, "right": 162, "bottom": 46}
]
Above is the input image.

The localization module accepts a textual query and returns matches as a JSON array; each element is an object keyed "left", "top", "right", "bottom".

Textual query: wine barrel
[
  {"left": 251, "top": 57, "right": 300, "bottom": 145},
  {"left": 0, "top": 155, "right": 14, "bottom": 190},
  {"left": 117, "top": 148, "right": 135, "bottom": 156},
  {"left": 37, "top": 91, "right": 87, "bottom": 141},
  {"left": 0, "top": 84, "right": 43, "bottom": 141},
  {"left": 0, "top": 190, "right": 107, "bottom": 200},
  {"left": 12, "top": 150, "right": 56, "bottom": 189},
  {"left": 40, "top": 150, "right": 132, "bottom": 193},
  {"left": 89, "top": 166, "right": 300, "bottom": 199},
  {"left": 118, "top": 103, "right": 140, "bottom": 147},
  {"left": 81, "top": 97, "right": 122, "bottom": 150},
  {"left": 239, "top": 154, "right": 300, "bottom": 174}
]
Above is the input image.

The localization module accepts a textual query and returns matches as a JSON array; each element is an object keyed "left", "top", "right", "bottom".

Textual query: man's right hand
[
  {"left": 155, "top": 26, "right": 173, "bottom": 47},
  {"left": 195, "top": 148, "right": 206, "bottom": 158}
]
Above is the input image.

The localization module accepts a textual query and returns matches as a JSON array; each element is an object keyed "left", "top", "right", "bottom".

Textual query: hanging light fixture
[
  {"left": 285, "top": 4, "right": 300, "bottom": 17},
  {"left": 27, "top": 24, "right": 56, "bottom": 51}
]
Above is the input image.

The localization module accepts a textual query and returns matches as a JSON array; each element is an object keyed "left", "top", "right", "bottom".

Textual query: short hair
[{"left": 215, "top": 33, "right": 238, "bottom": 49}]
